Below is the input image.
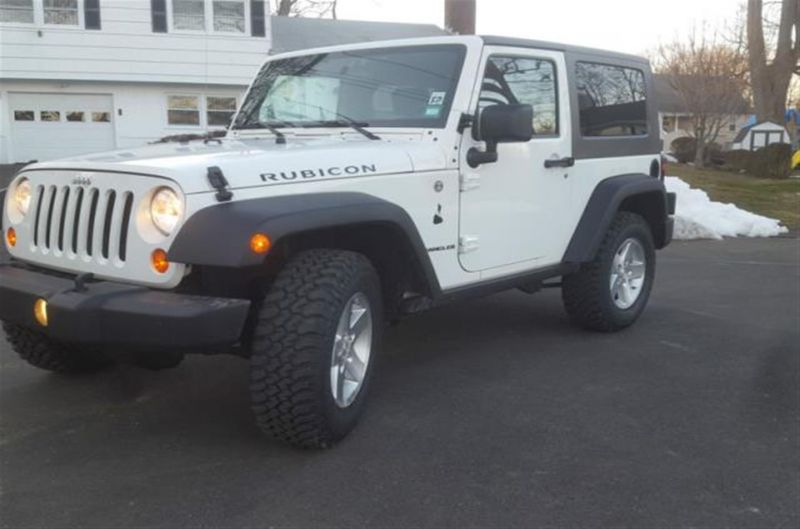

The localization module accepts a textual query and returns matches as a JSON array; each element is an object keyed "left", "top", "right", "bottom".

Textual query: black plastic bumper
[
  {"left": 0, "top": 264, "right": 251, "bottom": 352},
  {"left": 664, "top": 191, "right": 676, "bottom": 247}
]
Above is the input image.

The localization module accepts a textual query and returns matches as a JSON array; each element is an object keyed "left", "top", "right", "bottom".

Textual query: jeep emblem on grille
[{"left": 72, "top": 176, "right": 92, "bottom": 186}]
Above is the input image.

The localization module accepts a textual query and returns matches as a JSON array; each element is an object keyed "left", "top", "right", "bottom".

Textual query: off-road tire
[
  {"left": 562, "top": 212, "right": 655, "bottom": 332},
  {"left": 2, "top": 322, "right": 114, "bottom": 373},
  {"left": 249, "top": 249, "right": 382, "bottom": 449}
]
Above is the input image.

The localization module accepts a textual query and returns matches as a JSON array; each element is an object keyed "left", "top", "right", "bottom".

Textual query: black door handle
[{"left": 544, "top": 156, "right": 575, "bottom": 169}]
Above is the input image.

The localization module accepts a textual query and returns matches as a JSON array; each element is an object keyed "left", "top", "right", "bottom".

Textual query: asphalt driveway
[{"left": 0, "top": 237, "right": 798, "bottom": 528}]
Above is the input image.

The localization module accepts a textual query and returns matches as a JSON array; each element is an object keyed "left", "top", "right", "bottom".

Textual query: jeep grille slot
[
  {"left": 32, "top": 185, "right": 44, "bottom": 247},
  {"left": 57, "top": 187, "right": 71, "bottom": 252},
  {"left": 29, "top": 185, "right": 135, "bottom": 264},
  {"left": 85, "top": 189, "right": 99, "bottom": 257},
  {"left": 43, "top": 186, "right": 57, "bottom": 250},
  {"left": 70, "top": 187, "right": 84, "bottom": 254},
  {"left": 118, "top": 192, "right": 134, "bottom": 262},
  {"left": 101, "top": 191, "right": 116, "bottom": 260}
]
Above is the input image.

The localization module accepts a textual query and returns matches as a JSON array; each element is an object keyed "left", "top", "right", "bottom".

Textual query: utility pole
[{"left": 444, "top": 0, "right": 476, "bottom": 35}]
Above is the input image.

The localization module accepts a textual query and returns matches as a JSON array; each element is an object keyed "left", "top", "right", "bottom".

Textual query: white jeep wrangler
[{"left": 1, "top": 36, "right": 674, "bottom": 448}]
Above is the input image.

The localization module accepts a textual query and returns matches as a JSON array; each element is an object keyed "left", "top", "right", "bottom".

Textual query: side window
[
  {"left": 172, "top": 0, "right": 205, "bottom": 31},
  {"left": 43, "top": 0, "right": 79, "bottom": 25},
  {"left": 206, "top": 96, "right": 237, "bottom": 126},
  {"left": 212, "top": 0, "right": 245, "bottom": 33},
  {"left": 167, "top": 95, "right": 200, "bottom": 126},
  {"left": 0, "top": 0, "right": 34, "bottom": 23},
  {"left": 479, "top": 56, "right": 558, "bottom": 136},
  {"left": 576, "top": 62, "right": 647, "bottom": 137}
]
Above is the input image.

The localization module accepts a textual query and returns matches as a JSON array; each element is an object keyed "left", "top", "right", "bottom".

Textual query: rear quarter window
[{"left": 575, "top": 62, "right": 647, "bottom": 137}]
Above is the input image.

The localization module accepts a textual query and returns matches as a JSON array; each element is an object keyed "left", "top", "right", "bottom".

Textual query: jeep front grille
[
  {"left": 32, "top": 184, "right": 135, "bottom": 264},
  {"left": 4, "top": 169, "right": 185, "bottom": 288}
]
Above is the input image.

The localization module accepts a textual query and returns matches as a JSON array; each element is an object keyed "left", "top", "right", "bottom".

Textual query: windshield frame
[{"left": 231, "top": 44, "right": 468, "bottom": 131}]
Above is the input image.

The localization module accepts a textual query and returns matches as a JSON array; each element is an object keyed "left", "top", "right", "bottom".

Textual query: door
[
  {"left": 458, "top": 47, "right": 572, "bottom": 272},
  {"left": 9, "top": 93, "right": 115, "bottom": 162}
]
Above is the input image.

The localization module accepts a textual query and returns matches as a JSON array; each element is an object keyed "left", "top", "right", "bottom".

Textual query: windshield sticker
[
  {"left": 428, "top": 91, "right": 446, "bottom": 106},
  {"left": 425, "top": 106, "right": 442, "bottom": 117}
]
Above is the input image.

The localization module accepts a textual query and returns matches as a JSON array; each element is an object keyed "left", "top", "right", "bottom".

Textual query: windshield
[{"left": 232, "top": 44, "right": 467, "bottom": 130}]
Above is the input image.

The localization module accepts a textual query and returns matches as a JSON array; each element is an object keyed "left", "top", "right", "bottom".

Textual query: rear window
[{"left": 575, "top": 62, "right": 647, "bottom": 137}]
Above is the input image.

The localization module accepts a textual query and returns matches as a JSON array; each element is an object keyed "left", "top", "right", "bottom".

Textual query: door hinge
[
  {"left": 460, "top": 173, "right": 481, "bottom": 192},
  {"left": 458, "top": 235, "right": 480, "bottom": 254}
]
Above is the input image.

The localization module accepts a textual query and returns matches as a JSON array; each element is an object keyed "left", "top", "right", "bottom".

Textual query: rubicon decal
[{"left": 260, "top": 164, "right": 378, "bottom": 183}]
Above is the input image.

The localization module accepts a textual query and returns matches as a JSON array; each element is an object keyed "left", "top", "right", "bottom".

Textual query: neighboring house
[
  {"left": 730, "top": 121, "right": 791, "bottom": 151},
  {"left": 654, "top": 74, "right": 751, "bottom": 152},
  {"left": 0, "top": 0, "right": 445, "bottom": 163}
]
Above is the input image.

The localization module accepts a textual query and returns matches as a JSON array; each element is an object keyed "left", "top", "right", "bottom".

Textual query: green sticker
[{"left": 425, "top": 106, "right": 441, "bottom": 117}]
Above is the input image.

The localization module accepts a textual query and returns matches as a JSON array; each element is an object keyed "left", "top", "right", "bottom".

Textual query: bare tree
[
  {"left": 273, "top": 0, "right": 338, "bottom": 18},
  {"left": 656, "top": 30, "right": 750, "bottom": 167},
  {"left": 747, "top": 0, "right": 799, "bottom": 123}
]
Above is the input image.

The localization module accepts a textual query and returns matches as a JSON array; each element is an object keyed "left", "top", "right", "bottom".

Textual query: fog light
[
  {"left": 34, "top": 299, "right": 48, "bottom": 327},
  {"left": 6, "top": 227, "right": 16, "bottom": 247},
  {"left": 151, "top": 249, "right": 170, "bottom": 274},
  {"left": 249, "top": 233, "right": 271, "bottom": 255}
]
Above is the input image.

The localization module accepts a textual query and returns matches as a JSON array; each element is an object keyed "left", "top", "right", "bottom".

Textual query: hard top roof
[{"left": 480, "top": 35, "right": 649, "bottom": 65}]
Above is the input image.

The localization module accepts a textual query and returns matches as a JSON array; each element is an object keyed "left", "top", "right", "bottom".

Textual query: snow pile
[{"left": 665, "top": 176, "right": 789, "bottom": 240}]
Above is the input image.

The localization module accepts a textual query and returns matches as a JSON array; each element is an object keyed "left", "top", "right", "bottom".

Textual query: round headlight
[
  {"left": 13, "top": 178, "right": 32, "bottom": 217},
  {"left": 150, "top": 187, "right": 183, "bottom": 235}
]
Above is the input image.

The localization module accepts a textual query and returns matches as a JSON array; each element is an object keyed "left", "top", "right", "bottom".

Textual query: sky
[{"left": 336, "top": 0, "right": 741, "bottom": 57}]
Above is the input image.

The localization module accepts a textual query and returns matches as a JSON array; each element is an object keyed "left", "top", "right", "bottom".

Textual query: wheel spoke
[
  {"left": 611, "top": 274, "right": 624, "bottom": 296},
  {"left": 343, "top": 351, "right": 366, "bottom": 382},
  {"left": 619, "top": 240, "right": 632, "bottom": 263},
  {"left": 629, "top": 261, "right": 645, "bottom": 279},
  {"left": 349, "top": 304, "right": 369, "bottom": 337}
]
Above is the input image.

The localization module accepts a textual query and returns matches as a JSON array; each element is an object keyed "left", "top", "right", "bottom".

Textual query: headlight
[
  {"left": 13, "top": 178, "right": 32, "bottom": 217},
  {"left": 150, "top": 187, "right": 183, "bottom": 235}
]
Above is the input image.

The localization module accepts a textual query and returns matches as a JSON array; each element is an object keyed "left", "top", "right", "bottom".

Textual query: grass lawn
[{"left": 669, "top": 164, "right": 800, "bottom": 231}]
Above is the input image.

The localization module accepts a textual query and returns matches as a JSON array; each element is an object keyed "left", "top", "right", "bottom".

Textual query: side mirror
[{"left": 468, "top": 104, "right": 534, "bottom": 168}]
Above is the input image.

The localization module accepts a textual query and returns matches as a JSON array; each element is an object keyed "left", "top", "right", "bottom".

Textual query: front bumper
[{"left": 0, "top": 264, "right": 251, "bottom": 352}]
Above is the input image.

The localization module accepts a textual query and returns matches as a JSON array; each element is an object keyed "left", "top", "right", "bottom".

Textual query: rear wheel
[
  {"left": 562, "top": 212, "right": 655, "bottom": 331},
  {"left": 2, "top": 322, "right": 114, "bottom": 373},
  {"left": 249, "top": 249, "right": 382, "bottom": 449}
]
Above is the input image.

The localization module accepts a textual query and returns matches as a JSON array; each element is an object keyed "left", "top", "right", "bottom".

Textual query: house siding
[{"left": 0, "top": 0, "right": 271, "bottom": 86}]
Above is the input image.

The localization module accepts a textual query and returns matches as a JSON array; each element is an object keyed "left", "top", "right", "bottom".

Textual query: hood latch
[{"left": 207, "top": 166, "right": 233, "bottom": 202}]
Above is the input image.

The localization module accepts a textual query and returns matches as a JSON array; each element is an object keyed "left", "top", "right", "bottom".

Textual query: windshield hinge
[
  {"left": 457, "top": 113, "right": 474, "bottom": 134},
  {"left": 207, "top": 166, "right": 233, "bottom": 202}
]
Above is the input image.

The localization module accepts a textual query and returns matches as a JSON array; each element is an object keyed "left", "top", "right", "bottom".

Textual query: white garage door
[{"left": 9, "top": 93, "right": 115, "bottom": 162}]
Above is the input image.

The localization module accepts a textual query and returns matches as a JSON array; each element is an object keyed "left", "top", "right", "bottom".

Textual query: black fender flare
[
  {"left": 563, "top": 174, "right": 670, "bottom": 263},
  {"left": 168, "top": 192, "right": 441, "bottom": 293}
]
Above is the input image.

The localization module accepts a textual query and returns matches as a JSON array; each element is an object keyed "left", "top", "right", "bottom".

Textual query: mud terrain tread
[
  {"left": 2, "top": 322, "right": 112, "bottom": 373},
  {"left": 249, "top": 249, "right": 376, "bottom": 449},
  {"left": 562, "top": 212, "right": 652, "bottom": 332}
]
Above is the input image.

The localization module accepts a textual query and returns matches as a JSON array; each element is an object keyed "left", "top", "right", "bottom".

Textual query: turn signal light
[
  {"left": 151, "top": 249, "right": 170, "bottom": 274},
  {"left": 6, "top": 227, "right": 16, "bottom": 247},
  {"left": 34, "top": 299, "right": 48, "bottom": 327},
  {"left": 250, "top": 233, "right": 271, "bottom": 255}
]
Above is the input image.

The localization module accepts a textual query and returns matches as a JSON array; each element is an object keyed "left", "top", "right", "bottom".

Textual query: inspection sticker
[{"left": 428, "top": 91, "right": 446, "bottom": 106}]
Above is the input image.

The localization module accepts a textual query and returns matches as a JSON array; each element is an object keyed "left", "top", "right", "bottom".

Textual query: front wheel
[
  {"left": 249, "top": 249, "right": 382, "bottom": 449},
  {"left": 562, "top": 212, "right": 655, "bottom": 332},
  {"left": 2, "top": 322, "right": 114, "bottom": 373}
]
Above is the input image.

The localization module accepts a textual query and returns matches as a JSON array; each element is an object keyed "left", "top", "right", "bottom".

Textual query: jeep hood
[{"left": 26, "top": 136, "right": 448, "bottom": 195}]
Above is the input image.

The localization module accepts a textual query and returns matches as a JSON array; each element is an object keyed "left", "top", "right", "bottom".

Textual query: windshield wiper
[
  {"left": 236, "top": 121, "right": 289, "bottom": 145},
  {"left": 314, "top": 118, "right": 380, "bottom": 141}
]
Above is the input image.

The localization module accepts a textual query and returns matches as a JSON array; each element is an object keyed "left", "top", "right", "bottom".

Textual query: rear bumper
[{"left": 0, "top": 264, "right": 251, "bottom": 352}]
